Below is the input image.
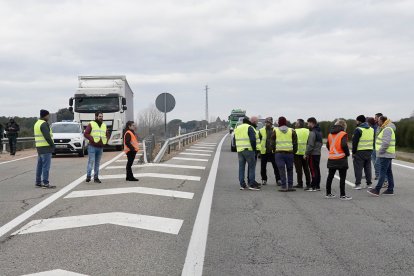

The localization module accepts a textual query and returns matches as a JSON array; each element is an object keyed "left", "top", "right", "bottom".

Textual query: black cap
[
  {"left": 356, "top": 115, "right": 366, "bottom": 122},
  {"left": 40, "top": 109, "right": 50, "bottom": 118}
]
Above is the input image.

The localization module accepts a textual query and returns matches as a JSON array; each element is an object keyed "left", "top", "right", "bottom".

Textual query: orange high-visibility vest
[
  {"left": 328, "top": 131, "right": 347, "bottom": 160},
  {"left": 123, "top": 130, "right": 139, "bottom": 153}
]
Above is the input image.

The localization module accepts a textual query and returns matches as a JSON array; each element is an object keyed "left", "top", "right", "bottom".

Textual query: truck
[
  {"left": 228, "top": 109, "right": 246, "bottom": 133},
  {"left": 68, "top": 76, "right": 134, "bottom": 150}
]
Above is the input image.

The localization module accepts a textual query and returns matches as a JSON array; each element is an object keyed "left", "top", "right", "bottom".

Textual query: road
[{"left": 0, "top": 132, "right": 414, "bottom": 276}]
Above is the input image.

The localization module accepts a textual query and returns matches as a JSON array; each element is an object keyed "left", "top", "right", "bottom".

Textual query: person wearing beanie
[
  {"left": 352, "top": 114, "right": 374, "bottom": 190},
  {"left": 272, "top": 116, "right": 298, "bottom": 192},
  {"left": 33, "top": 109, "right": 56, "bottom": 189},
  {"left": 305, "top": 117, "right": 323, "bottom": 192}
]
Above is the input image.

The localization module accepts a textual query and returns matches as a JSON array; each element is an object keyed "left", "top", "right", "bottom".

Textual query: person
[
  {"left": 247, "top": 116, "right": 261, "bottom": 187},
  {"left": 293, "top": 119, "right": 311, "bottom": 189},
  {"left": 5, "top": 118, "right": 20, "bottom": 155},
  {"left": 325, "top": 120, "right": 352, "bottom": 200},
  {"left": 368, "top": 116, "right": 396, "bottom": 196},
  {"left": 34, "top": 109, "right": 56, "bottom": 189},
  {"left": 272, "top": 116, "right": 298, "bottom": 192},
  {"left": 373, "top": 112, "right": 384, "bottom": 182},
  {"left": 352, "top": 115, "right": 374, "bottom": 190},
  {"left": 84, "top": 111, "right": 109, "bottom": 183},
  {"left": 124, "top": 121, "right": 139, "bottom": 181},
  {"left": 305, "top": 117, "right": 323, "bottom": 192},
  {"left": 258, "top": 117, "right": 281, "bottom": 186},
  {"left": 234, "top": 116, "right": 260, "bottom": 191},
  {"left": 0, "top": 123, "right": 4, "bottom": 154}
]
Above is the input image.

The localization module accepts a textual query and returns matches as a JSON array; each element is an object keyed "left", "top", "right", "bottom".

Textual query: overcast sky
[{"left": 0, "top": 0, "right": 413, "bottom": 122}]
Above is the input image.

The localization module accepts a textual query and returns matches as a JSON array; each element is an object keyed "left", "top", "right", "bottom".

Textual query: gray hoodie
[{"left": 377, "top": 122, "right": 396, "bottom": 159}]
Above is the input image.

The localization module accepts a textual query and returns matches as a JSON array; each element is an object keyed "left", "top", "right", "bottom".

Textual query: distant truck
[
  {"left": 228, "top": 109, "right": 246, "bottom": 133},
  {"left": 68, "top": 76, "right": 134, "bottom": 150}
]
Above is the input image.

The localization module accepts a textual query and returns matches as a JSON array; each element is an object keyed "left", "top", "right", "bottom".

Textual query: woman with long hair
[{"left": 123, "top": 121, "right": 139, "bottom": 181}]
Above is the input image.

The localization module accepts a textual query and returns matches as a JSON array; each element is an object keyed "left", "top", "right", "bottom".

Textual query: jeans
[
  {"left": 36, "top": 153, "right": 52, "bottom": 185},
  {"left": 8, "top": 135, "right": 17, "bottom": 155},
  {"left": 260, "top": 153, "right": 281, "bottom": 182},
  {"left": 371, "top": 150, "right": 379, "bottom": 178},
  {"left": 87, "top": 145, "right": 103, "bottom": 179},
  {"left": 275, "top": 153, "right": 294, "bottom": 189},
  {"left": 294, "top": 154, "right": 311, "bottom": 187},
  {"left": 326, "top": 168, "right": 347, "bottom": 197},
  {"left": 238, "top": 150, "right": 256, "bottom": 186},
  {"left": 308, "top": 155, "right": 321, "bottom": 189},
  {"left": 375, "top": 158, "right": 394, "bottom": 192},
  {"left": 126, "top": 151, "right": 137, "bottom": 179},
  {"left": 353, "top": 151, "right": 372, "bottom": 185}
]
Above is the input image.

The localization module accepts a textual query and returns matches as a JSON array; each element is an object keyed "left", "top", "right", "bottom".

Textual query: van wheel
[{"left": 78, "top": 144, "right": 85, "bottom": 157}]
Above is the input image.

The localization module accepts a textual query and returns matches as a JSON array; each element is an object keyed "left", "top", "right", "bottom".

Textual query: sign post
[{"left": 155, "top": 93, "right": 176, "bottom": 139}]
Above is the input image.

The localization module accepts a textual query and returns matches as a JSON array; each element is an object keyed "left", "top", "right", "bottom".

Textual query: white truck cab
[{"left": 51, "top": 121, "right": 88, "bottom": 157}]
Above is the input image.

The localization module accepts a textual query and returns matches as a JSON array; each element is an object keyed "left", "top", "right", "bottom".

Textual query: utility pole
[{"left": 205, "top": 85, "right": 209, "bottom": 123}]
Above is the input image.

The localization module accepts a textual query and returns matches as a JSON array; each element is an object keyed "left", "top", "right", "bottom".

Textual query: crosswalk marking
[
  {"left": 100, "top": 173, "right": 201, "bottom": 181},
  {"left": 13, "top": 212, "right": 184, "bottom": 235},
  {"left": 191, "top": 146, "right": 216, "bottom": 149},
  {"left": 65, "top": 187, "right": 194, "bottom": 199},
  {"left": 172, "top": 157, "right": 209, "bottom": 162},
  {"left": 106, "top": 164, "right": 206, "bottom": 170},
  {"left": 186, "top": 149, "right": 214, "bottom": 153},
  {"left": 22, "top": 269, "right": 88, "bottom": 276},
  {"left": 180, "top": 152, "right": 212, "bottom": 157},
  {"left": 196, "top": 142, "right": 217, "bottom": 145}
]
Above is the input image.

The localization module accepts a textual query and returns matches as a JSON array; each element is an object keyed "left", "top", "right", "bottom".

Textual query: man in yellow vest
[
  {"left": 272, "top": 116, "right": 298, "bottom": 192},
  {"left": 259, "top": 117, "right": 281, "bottom": 186},
  {"left": 34, "top": 109, "right": 56, "bottom": 189},
  {"left": 234, "top": 117, "right": 260, "bottom": 191},
  {"left": 84, "top": 111, "right": 109, "bottom": 183},
  {"left": 294, "top": 119, "right": 311, "bottom": 189},
  {"left": 352, "top": 115, "right": 374, "bottom": 190},
  {"left": 368, "top": 116, "right": 396, "bottom": 196}
]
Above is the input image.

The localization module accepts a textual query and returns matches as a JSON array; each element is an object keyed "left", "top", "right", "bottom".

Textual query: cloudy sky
[{"left": 1, "top": 0, "right": 413, "bottom": 122}]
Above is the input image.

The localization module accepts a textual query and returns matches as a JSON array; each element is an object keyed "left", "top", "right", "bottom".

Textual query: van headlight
[{"left": 112, "top": 134, "right": 121, "bottom": 140}]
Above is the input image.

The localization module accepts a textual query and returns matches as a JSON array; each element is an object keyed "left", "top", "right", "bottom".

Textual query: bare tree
[{"left": 137, "top": 104, "right": 163, "bottom": 137}]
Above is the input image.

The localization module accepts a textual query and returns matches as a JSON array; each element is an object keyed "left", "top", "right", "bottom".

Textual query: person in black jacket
[
  {"left": 0, "top": 123, "right": 4, "bottom": 154},
  {"left": 123, "top": 121, "right": 139, "bottom": 181},
  {"left": 5, "top": 118, "right": 20, "bottom": 155}
]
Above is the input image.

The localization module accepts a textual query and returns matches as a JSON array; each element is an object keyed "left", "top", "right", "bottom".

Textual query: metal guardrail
[
  {"left": 1, "top": 137, "right": 35, "bottom": 152},
  {"left": 153, "top": 128, "right": 220, "bottom": 163}
]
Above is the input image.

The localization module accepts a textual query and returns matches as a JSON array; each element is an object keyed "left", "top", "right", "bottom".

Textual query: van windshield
[
  {"left": 52, "top": 124, "right": 81, "bottom": 133},
  {"left": 75, "top": 97, "right": 119, "bottom": 113}
]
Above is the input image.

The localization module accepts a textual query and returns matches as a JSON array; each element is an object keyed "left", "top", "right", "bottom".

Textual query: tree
[
  {"left": 137, "top": 104, "right": 164, "bottom": 137},
  {"left": 56, "top": 108, "right": 74, "bottom": 121}
]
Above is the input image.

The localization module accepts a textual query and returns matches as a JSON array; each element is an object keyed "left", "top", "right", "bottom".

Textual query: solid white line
[
  {"left": 196, "top": 143, "right": 217, "bottom": 145},
  {"left": 180, "top": 152, "right": 211, "bottom": 157},
  {"left": 186, "top": 149, "right": 214, "bottom": 153},
  {"left": 333, "top": 175, "right": 356, "bottom": 188},
  {"left": 106, "top": 164, "right": 206, "bottom": 170},
  {"left": 22, "top": 269, "right": 88, "bottom": 276},
  {"left": 65, "top": 187, "right": 194, "bottom": 199},
  {"left": 393, "top": 161, "right": 414, "bottom": 170},
  {"left": 191, "top": 146, "right": 216, "bottom": 149},
  {"left": 100, "top": 173, "right": 201, "bottom": 181},
  {"left": 172, "top": 157, "right": 209, "bottom": 162},
  {"left": 13, "top": 212, "right": 184, "bottom": 235},
  {"left": 0, "top": 152, "right": 125, "bottom": 238},
  {"left": 0, "top": 154, "right": 37, "bottom": 165},
  {"left": 182, "top": 134, "right": 228, "bottom": 276}
]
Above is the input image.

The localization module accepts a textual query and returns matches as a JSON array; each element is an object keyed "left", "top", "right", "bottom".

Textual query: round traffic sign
[{"left": 155, "top": 93, "right": 175, "bottom": 113}]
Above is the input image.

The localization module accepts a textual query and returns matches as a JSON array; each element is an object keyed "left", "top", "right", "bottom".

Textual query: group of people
[
  {"left": 33, "top": 110, "right": 140, "bottom": 188},
  {"left": 234, "top": 113, "right": 396, "bottom": 200},
  {"left": 0, "top": 118, "right": 20, "bottom": 155}
]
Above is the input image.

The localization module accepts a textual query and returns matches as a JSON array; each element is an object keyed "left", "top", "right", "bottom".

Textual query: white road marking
[
  {"left": 22, "top": 269, "right": 88, "bottom": 276},
  {"left": 0, "top": 152, "right": 125, "bottom": 238},
  {"left": 13, "top": 212, "right": 183, "bottom": 235},
  {"left": 0, "top": 154, "right": 37, "bottom": 165},
  {"left": 182, "top": 134, "right": 228, "bottom": 276},
  {"left": 196, "top": 142, "right": 217, "bottom": 145},
  {"left": 180, "top": 152, "right": 211, "bottom": 157},
  {"left": 65, "top": 187, "right": 194, "bottom": 199},
  {"left": 172, "top": 157, "right": 209, "bottom": 162},
  {"left": 393, "top": 161, "right": 414, "bottom": 170},
  {"left": 333, "top": 175, "right": 356, "bottom": 187},
  {"left": 191, "top": 146, "right": 216, "bottom": 149},
  {"left": 106, "top": 164, "right": 206, "bottom": 170},
  {"left": 186, "top": 149, "right": 214, "bottom": 153},
  {"left": 100, "top": 173, "right": 201, "bottom": 181}
]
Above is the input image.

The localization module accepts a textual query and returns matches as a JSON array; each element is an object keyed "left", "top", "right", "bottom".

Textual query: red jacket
[{"left": 84, "top": 121, "right": 110, "bottom": 148}]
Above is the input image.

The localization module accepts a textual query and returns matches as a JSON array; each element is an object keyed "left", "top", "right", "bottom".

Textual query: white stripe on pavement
[
  {"left": 196, "top": 142, "right": 217, "bottom": 145},
  {"left": 100, "top": 173, "right": 201, "bottom": 181},
  {"left": 186, "top": 149, "right": 214, "bottom": 153},
  {"left": 106, "top": 164, "right": 206, "bottom": 170},
  {"left": 0, "top": 152, "right": 125, "bottom": 238},
  {"left": 0, "top": 154, "right": 37, "bottom": 165},
  {"left": 182, "top": 134, "right": 228, "bottom": 276},
  {"left": 191, "top": 146, "right": 216, "bottom": 149},
  {"left": 22, "top": 269, "right": 88, "bottom": 276},
  {"left": 172, "top": 157, "right": 209, "bottom": 162},
  {"left": 393, "top": 161, "right": 414, "bottom": 170},
  {"left": 65, "top": 187, "right": 194, "bottom": 199},
  {"left": 180, "top": 152, "right": 211, "bottom": 157},
  {"left": 13, "top": 212, "right": 183, "bottom": 235},
  {"left": 333, "top": 175, "right": 356, "bottom": 188}
]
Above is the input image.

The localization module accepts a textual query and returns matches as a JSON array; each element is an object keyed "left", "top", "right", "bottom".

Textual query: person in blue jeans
[
  {"left": 84, "top": 112, "right": 109, "bottom": 183},
  {"left": 34, "top": 109, "right": 56, "bottom": 189}
]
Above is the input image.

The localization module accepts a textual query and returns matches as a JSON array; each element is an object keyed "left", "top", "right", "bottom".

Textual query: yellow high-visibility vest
[
  {"left": 254, "top": 128, "right": 261, "bottom": 153},
  {"left": 90, "top": 121, "right": 108, "bottom": 144},
  {"left": 376, "top": 127, "right": 396, "bottom": 154},
  {"left": 275, "top": 128, "right": 293, "bottom": 152},
  {"left": 235, "top": 123, "right": 253, "bottom": 152},
  {"left": 295, "top": 128, "right": 309, "bottom": 155},
  {"left": 34, "top": 119, "right": 53, "bottom": 148},
  {"left": 357, "top": 127, "right": 374, "bottom": 151},
  {"left": 259, "top": 127, "right": 274, "bottom": 155}
]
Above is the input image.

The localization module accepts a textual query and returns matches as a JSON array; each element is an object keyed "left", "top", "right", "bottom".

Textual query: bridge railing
[{"left": 1, "top": 137, "right": 35, "bottom": 152}]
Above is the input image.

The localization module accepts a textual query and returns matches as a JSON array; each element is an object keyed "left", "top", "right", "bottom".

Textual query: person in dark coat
[
  {"left": 5, "top": 118, "right": 20, "bottom": 155},
  {"left": 0, "top": 123, "right": 4, "bottom": 154}
]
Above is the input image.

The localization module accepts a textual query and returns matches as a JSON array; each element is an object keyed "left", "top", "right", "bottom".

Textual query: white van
[{"left": 51, "top": 121, "right": 88, "bottom": 157}]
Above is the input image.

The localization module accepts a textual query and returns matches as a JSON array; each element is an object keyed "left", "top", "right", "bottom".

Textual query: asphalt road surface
[{"left": 1, "top": 132, "right": 414, "bottom": 276}]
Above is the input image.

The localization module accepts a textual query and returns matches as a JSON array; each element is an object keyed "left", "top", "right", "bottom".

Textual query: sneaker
[
  {"left": 294, "top": 184, "right": 303, "bottom": 189},
  {"left": 42, "top": 184, "right": 56, "bottom": 189},
  {"left": 262, "top": 180, "right": 267, "bottom": 186},
  {"left": 305, "top": 188, "right": 316, "bottom": 192},
  {"left": 35, "top": 184, "right": 42, "bottom": 188},
  {"left": 325, "top": 194, "right": 336, "bottom": 199},
  {"left": 86, "top": 177, "right": 91, "bottom": 183},
  {"left": 382, "top": 190, "right": 394, "bottom": 196},
  {"left": 277, "top": 180, "right": 282, "bottom": 186},
  {"left": 340, "top": 195, "right": 352, "bottom": 200},
  {"left": 382, "top": 181, "right": 388, "bottom": 189},
  {"left": 240, "top": 184, "right": 247, "bottom": 190},
  {"left": 367, "top": 188, "right": 380, "bottom": 197},
  {"left": 365, "top": 184, "right": 372, "bottom": 189},
  {"left": 278, "top": 188, "right": 288, "bottom": 192},
  {"left": 94, "top": 178, "right": 102, "bottom": 183},
  {"left": 248, "top": 184, "right": 260, "bottom": 191},
  {"left": 287, "top": 188, "right": 296, "bottom": 192},
  {"left": 353, "top": 185, "right": 362, "bottom": 190},
  {"left": 126, "top": 177, "right": 139, "bottom": 182}
]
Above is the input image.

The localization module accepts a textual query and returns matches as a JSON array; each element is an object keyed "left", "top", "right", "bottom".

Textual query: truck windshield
[
  {"left": 52, "top": 124, "right": 81, "bottom": 133},
  {"left": 75, "top": 97, "right": 119, "bottom": 113},
  {"left": 229, "top": 114, "right": 245, "bottom": 121}
]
